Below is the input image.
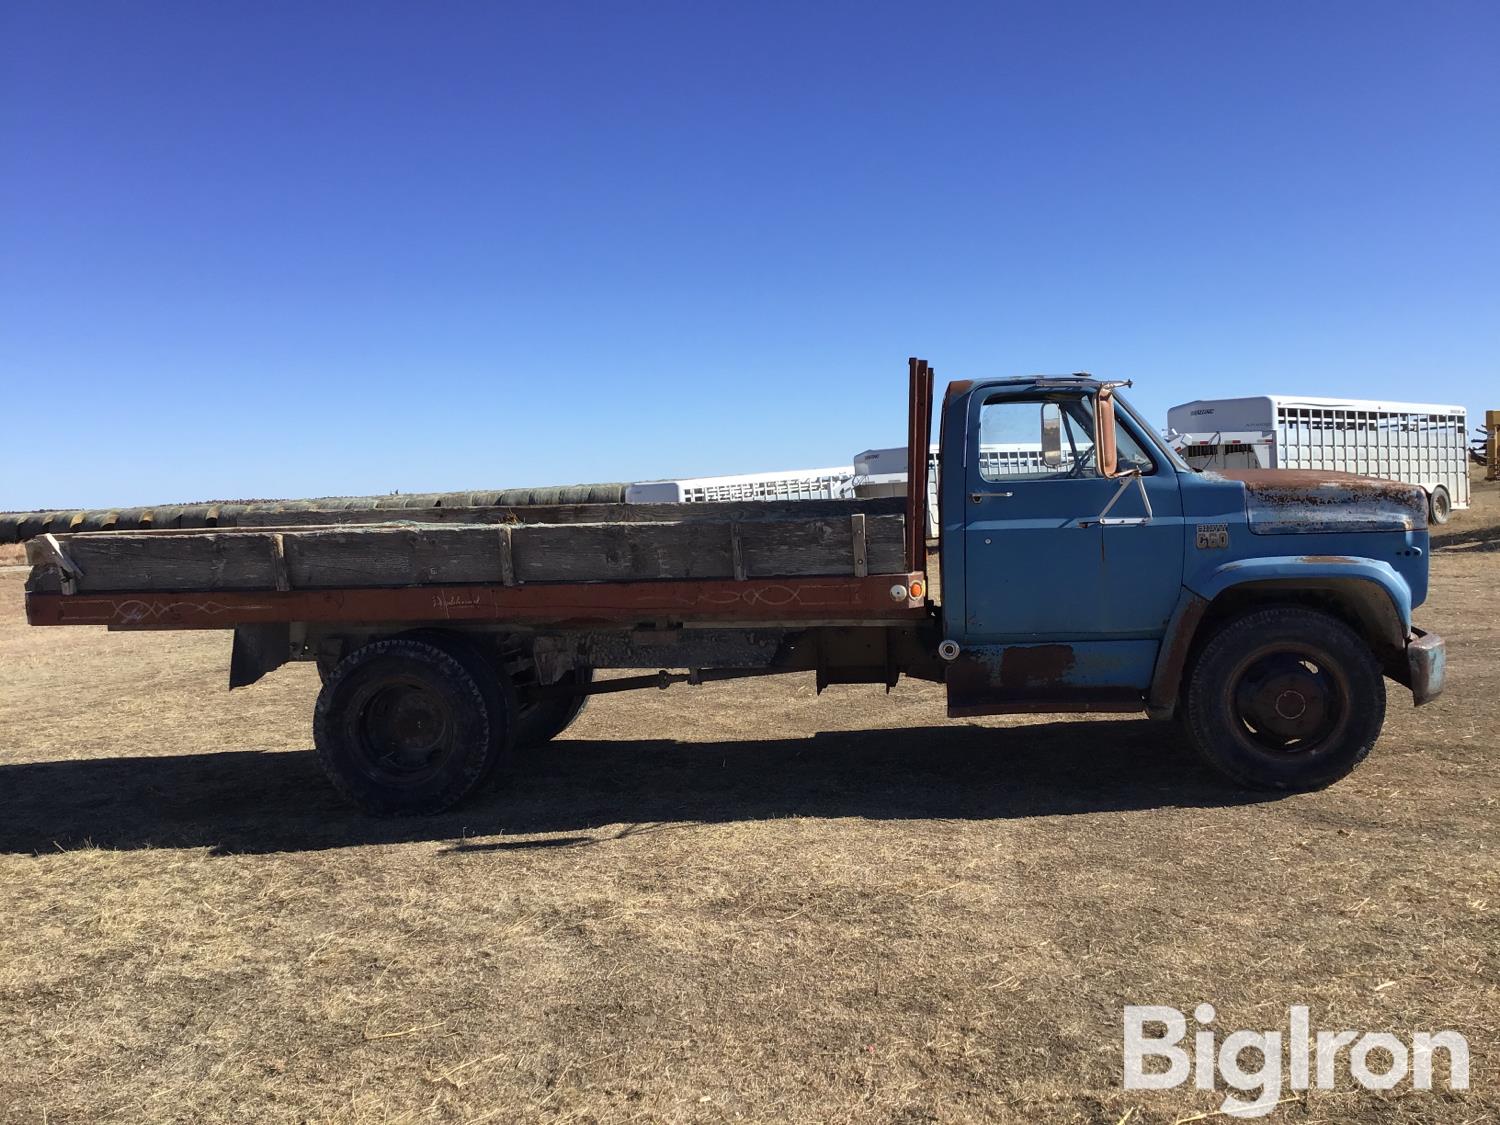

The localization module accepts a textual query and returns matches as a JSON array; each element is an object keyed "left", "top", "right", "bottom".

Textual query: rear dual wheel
[
  {"left": 314, "top": 635, "right": 515, "bottom": 815},
  {"left": 515, "top": 664, "right": 593, "bottom": 747},
  {"left": 1184, "top": 607, "right": 1385, "bottom": 791}
]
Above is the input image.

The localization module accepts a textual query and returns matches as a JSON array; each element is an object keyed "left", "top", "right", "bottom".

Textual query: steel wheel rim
[
  {"left": 1224, "top": 642, "right": 1349, "bottom": 756},
  {"left": 349, "top": 675, "right": 457, "bottom": 783}
]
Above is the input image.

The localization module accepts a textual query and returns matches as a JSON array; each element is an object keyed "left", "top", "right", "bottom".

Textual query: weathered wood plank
[
  {"left": 286, "top": 527, "right": 503, "bottom": 588},
  {"left": 235, "top": 497, "right": 904, "bottom": 529},
  {"left": 47, "top": 532, "right": 281, "bottom": 592},
  {"left": 35, "top": 512, "right": 908, "bottom": 593},
  {"left": 513, "top": 523, "right": 735, "bottom": 583},
  {"left": 738, "top": 514, "right": 905, "bottom": 577}
]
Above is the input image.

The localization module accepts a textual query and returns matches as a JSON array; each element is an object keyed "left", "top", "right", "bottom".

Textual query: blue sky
[{"left": 2, "top": 1, "right": 1495, "bottom": 509}]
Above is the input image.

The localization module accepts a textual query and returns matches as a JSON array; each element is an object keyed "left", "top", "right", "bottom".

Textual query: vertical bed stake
[
  {"left": 270, "top": 533, "right": 291, "bottom": 592},
  {"left": 731, "top": 523, "right": 746, "bottom": 580},
  {"left": 498, "top": 525, "right": 517, "bottom": 586}
]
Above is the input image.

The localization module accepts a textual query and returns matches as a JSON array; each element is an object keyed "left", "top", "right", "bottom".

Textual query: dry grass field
[{"left": 0, "top": 475, "right": 1496, "bottom": 1124}]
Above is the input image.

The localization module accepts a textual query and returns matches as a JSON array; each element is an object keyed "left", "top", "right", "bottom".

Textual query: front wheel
[{"left": 1184, "top": 606, "right": 1385, "bottom": 791}]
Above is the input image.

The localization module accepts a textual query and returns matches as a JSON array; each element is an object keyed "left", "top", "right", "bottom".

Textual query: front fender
[
  {"left": 1189, "top": 555, "right": 1413, "bottom": 634},
  {"left": 1145, "top": 555, "right": 1413, "bottom": 718}
]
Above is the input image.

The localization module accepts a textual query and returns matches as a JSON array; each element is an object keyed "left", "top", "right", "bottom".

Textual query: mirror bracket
[{"left": 1077, "top": 470, "right": 1153, "bottom": 527}]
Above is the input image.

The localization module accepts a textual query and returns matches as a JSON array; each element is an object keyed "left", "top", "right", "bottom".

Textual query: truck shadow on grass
[{"left": 0, "top": 719, "right": 1278, "bottom": 856}]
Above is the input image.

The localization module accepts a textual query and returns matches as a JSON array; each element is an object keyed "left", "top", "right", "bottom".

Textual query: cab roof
[{"left": 946, "top": 373, "right": 1105, "bottom": 398}]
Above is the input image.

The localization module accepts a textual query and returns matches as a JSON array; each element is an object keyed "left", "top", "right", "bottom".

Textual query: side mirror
[
  {"left": 1040, "top": 403, "right": 1063, "bottom": 467},
  {"left": 1096, "top": 391, "right": 1120, "bottom": 477}
]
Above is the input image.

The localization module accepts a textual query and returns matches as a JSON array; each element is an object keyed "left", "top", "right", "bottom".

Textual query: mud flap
[{"left": 229, "top": 623, "right": 291, "bottom": 689}]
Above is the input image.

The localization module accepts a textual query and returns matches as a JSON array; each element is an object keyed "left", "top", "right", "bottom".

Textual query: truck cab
[{"left": 936, "top": 375, "right": 1445, "bottom": 791}]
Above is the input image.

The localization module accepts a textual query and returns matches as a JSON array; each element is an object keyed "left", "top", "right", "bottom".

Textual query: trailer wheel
[
  {"left": 1184, "top": 606, "right": 1385, "bottom": 791},
  {"left": 516, "top": 665, "right": 594, "bottom": 747},
  {"left": 313, "top": 638, "right": 502, "bottom": 815},
  {"left": 1428, "top": 485, "right": 1451, "bottom": 525}
]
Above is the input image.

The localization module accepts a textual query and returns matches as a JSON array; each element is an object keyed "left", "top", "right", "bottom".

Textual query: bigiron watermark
[{"left": 1123, "top": 1004, "right": 1470, "bottom": 1117}]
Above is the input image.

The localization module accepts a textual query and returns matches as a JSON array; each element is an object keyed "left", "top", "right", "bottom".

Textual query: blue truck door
[
  {"left": 961, "top": 391, "right": 1115, "bottom": 638},
  {"left": 949, "top": 388, "right": 1187, "bottom": 716},
  {"left": 1095, "top": 446, "right": 1185, "bottom": 636}
]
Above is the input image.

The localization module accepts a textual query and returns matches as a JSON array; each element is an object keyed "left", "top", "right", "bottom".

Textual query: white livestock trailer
[
  {"left": 1167, "top": 395, "right": 1470, "bottom": 523},
  {"left": 851, "top": 444, "right": 1059, "bottom": 539},
  {"left": 624, "top": 466, "right": 855, "bottom": 504},
  {"left": 850, "top": 446, "right": 940, "bottom": 538},
  {"left": 630, "top": 442, "right": 1054, "bottom": 542}
]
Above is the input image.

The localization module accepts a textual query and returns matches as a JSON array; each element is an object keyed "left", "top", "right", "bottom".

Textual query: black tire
[
  {"left": 1184, "top": 606, "right": 1385, "bottom": 791},
  {"left": 313, "top": 638, "right": 501, "bottom": 815},
  {"left": 400, "top": 630, "right": 518, "bottom": 758},
  {"left": 316, "top": 654, "right": 338, "bottom": 685},
  {"left": 515, "top": 665, "right": 593, "bottom": 747},
  {"left": 1428, "top": 486, "right": 1451, "bottom": 525}
]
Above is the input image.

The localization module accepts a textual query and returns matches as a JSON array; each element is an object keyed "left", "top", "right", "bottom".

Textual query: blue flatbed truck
[{"left": 22, "top": 359, "right": 1446, "bottom": 813}]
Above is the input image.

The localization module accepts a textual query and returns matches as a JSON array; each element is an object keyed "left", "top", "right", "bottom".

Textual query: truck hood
[{"left": 1212, "top": 468, "right": 1428, "bottom": 535}]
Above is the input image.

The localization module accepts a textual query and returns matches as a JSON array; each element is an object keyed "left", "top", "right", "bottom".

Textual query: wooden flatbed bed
[
  {"left": 24, "top": 497, "right": 929, "bottom": 631},
  {"left": 17, "top": 362, "right": 939, "bottom": 815}
]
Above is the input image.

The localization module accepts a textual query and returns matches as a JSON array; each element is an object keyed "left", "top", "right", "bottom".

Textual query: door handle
[{"left": 970, "top": 491, "right": 1013, "bottom": 503}]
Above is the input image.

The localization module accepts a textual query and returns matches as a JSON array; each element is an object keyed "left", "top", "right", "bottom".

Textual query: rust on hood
[
  {"left": 1208, "top": 468, "right": 1428, "bottom": 535},
  {"left": 1216, "top": 468, "right": 1424, "bottom": 500}
]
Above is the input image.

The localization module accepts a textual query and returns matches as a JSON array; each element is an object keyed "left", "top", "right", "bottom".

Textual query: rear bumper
[{"left": 1405, "top": 627, "right": 1446, "bottom": 706}]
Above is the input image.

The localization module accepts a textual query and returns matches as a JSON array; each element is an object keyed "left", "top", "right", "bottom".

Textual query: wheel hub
[
  {"left": 1234, "top": 651, "right": 1338, "bottom": 747},
  {"left": 390, "top": 694, "right": 444, "bottom": 754},
  {"left": 1274, "top": 689, "right": 1307, "bottom": 720},
  {"left": 361, "top": 680, "right": 454, "bottom": 775}
]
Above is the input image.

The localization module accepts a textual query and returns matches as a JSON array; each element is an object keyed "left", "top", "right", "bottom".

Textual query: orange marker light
[{"left": 909, "top": 580, "right": 924, "bottom": 599}]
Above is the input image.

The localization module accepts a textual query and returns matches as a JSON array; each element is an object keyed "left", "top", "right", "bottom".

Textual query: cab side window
[
  {"left": 976, "top": 396, "right": 1096, "bottom": 481},
  {"left": 976, "top": 393, "right": 1159, "bottom": 482}
]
